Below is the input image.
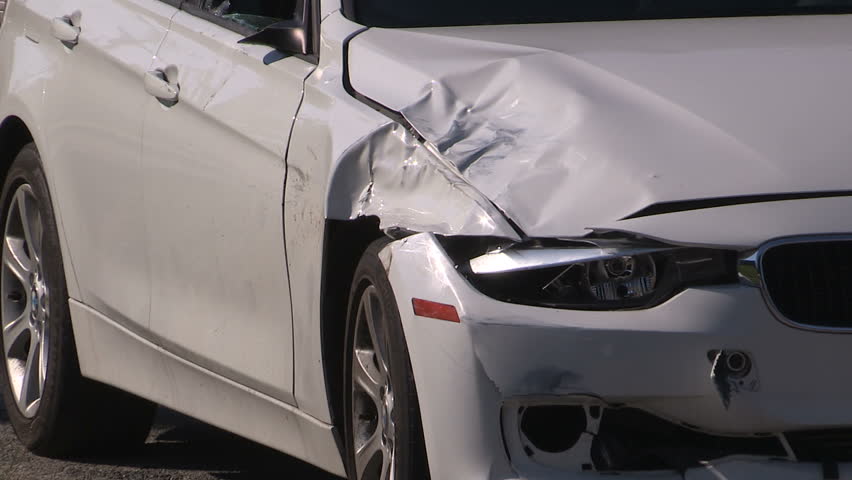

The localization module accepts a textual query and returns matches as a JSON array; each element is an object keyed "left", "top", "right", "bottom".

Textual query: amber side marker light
[{"left": 412, "top": 298, "right": 461, "bottom": 323}]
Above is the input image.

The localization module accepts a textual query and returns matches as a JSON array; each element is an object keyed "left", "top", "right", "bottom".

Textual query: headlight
[{"left": 437, "top": 236, "right": 737, "bottom": 310}]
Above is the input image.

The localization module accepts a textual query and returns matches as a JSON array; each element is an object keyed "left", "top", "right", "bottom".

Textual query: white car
[{"left": 1, "top": 0, "right": 852, "bottom": 478}]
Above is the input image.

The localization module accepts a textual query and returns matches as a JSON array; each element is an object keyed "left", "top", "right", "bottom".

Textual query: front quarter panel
[
  {"left": 287, "top": 11, "right": 517, "bottom": 422},
  {"left": 285, "top": 11, "right": 386, "bottom": 423}
]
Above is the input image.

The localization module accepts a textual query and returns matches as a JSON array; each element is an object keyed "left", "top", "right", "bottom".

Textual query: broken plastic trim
[
  {"left": 786, "top": 429, "right": 852, "bottom": 462},
  {"left": 438, "top": 235, "right": 738, "bottom": 311},
  {"left": 505, "top": 399, "right": 788, "bottom": 474},
  {"left": 592, "top": 408, "right": 787, "bottom": 471},
  {"left": 709, "top": 349, "right": 760, "bottom": 410}
]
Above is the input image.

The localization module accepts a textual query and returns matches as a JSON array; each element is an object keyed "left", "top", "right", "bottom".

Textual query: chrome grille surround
[{"left": 738, "top": 235, "right": 852, "bottom": 333}]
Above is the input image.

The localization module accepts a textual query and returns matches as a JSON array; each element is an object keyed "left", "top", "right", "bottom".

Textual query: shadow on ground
[
  {"left": 101, "top": 409, "right": 341, "bottom": 480},
  {"left": 0, "top": 401, "right": 341, "bottom": 480}
]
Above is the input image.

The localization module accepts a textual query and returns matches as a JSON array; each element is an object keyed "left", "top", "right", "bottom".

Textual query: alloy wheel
[
  {"left": 1, "top": 184, "right": 48, "bottom": 418},
  {"left": 351, "top": 285, "right": 396, "bottom": 480}
]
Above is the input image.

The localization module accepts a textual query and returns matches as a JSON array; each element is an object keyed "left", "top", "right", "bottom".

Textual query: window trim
[{"left": 340, "top": 0, "right": 355, "bottom": 21}]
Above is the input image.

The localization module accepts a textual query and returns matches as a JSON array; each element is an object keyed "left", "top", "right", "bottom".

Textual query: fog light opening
[
  {"left": 505, "top": 402, "right": 788, "bottom": 474},
  {"left": 520, "top": 406, "right": 587, "bottom": 454}
]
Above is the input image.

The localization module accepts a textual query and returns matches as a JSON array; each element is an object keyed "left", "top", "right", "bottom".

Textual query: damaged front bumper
[{"left": 382, "top": 233, "right": 852, "bottom": 479}]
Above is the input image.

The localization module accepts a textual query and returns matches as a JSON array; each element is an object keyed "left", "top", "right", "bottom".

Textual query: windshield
[{"left": 345, "top": 1, "right": 852, "bottom": 28}]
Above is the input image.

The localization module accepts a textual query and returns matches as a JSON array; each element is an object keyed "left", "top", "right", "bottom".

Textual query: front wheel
[{"left": 344, "top": 238, "right": 430, "bottom": 480}]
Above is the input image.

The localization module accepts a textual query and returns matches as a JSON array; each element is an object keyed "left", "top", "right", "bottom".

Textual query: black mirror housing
[
  {"left": 240, "top": 21, "right": 310, "bottom": 55},
  {"left": 239, "top": 0, "right": 314, "bottom": 58}
]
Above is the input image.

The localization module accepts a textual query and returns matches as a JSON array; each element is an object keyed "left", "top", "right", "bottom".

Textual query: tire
[
  {"left": 0, "top": 143, "right": 156, "bottom": 457},
  {"left": 344, "top": 238, "right": 430, "bottom": 480}
]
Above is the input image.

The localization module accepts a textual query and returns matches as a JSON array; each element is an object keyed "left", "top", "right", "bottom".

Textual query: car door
[
  {"left": 141, "top": 0, "right": 315, "bottom": 403},
  {"left": 40, "top": 0, "right": 180, "bottom": 333}
]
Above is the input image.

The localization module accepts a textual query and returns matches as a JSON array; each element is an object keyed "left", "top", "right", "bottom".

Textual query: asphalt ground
[{"left": 0, "top": 402, "right": 342, "bottom": 480}]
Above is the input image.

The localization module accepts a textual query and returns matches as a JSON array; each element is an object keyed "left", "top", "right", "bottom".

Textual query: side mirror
[{"left": 239, "top": 0, "right": 313, "bottom": 56}]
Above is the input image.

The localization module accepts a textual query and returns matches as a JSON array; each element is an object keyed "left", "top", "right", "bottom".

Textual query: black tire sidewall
[
  {"left": 344, "top": 238, "right": 430, "bottom": 480},
  {"left": 0, "top": 144, "right": 74, "bottom": 450}
]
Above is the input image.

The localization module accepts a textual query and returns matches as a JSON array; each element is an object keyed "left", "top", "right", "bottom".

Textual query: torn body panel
[
  {"left": 383, "top": 233, "right": 852, "bottom": 479},
  {"left": 290, "top": 11, "right": 852, "bottom": 478},
  {"left": 285, "top": 11, "right": 521, "bottom": 423},
  {"left": 327, "top": 121, "right": 519, "bottom": 238},
  {"left": 348, "top": 16, "right": 852, "bottom": 240}
]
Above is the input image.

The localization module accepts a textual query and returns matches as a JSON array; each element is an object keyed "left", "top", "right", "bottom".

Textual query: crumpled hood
[{"left": 347, "top": 15, "right": 852, "bottom": 239}]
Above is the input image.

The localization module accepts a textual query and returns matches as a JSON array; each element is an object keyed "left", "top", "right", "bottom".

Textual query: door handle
[
  {"left": 144, "top": 67, "right": 180, "bottom": 103},
  {"left": 51, "top": 11, "right": 81, "bottom": 45}
]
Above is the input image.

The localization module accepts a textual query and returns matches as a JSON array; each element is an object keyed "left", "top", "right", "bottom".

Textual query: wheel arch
[
  {"left": 0, "top": 114, "right": 80, "bottom": 300},
  {"left": 0, "top": 116, "right": 34, "bottom": 187},
  {"left": 319, "top": 216, "right": 385, "bottom": 441}
]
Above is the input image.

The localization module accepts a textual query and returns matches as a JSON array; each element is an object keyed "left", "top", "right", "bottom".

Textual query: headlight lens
[
  {"left": 571, "top": 254, "right": 658, "bottom": 302},
  {"left": 438, "top": 236, "right": 737, "bottom": 310}
]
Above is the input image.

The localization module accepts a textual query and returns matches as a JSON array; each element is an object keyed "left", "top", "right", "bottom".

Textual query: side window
[{"left": 199, "top": 0, "right": 297, "bottom": 31}]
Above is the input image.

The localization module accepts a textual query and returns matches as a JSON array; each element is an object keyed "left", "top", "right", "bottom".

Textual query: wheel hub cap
[
  {"left": 1, "top": 184, "right": 49, "bottom": 418},
  {"left": 352, "top": 285, "right": 396, "bottom": 480}
]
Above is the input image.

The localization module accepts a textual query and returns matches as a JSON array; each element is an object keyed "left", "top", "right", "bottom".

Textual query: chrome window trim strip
[{"left": 738, "top": 234, "right": 852, "bottom": 334}]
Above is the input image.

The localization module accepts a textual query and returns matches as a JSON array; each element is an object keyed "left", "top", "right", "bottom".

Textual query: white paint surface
[{"left": 2, "top": 3, "right": 852, "bottom": 479}]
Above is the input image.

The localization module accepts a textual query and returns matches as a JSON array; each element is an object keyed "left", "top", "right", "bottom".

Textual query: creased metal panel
[
  {"left": 328, "top": 121, "right": 520, "bottom": 239},
  {"left": 348, "top": 17, "right": 852, "bottom": 239}
]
